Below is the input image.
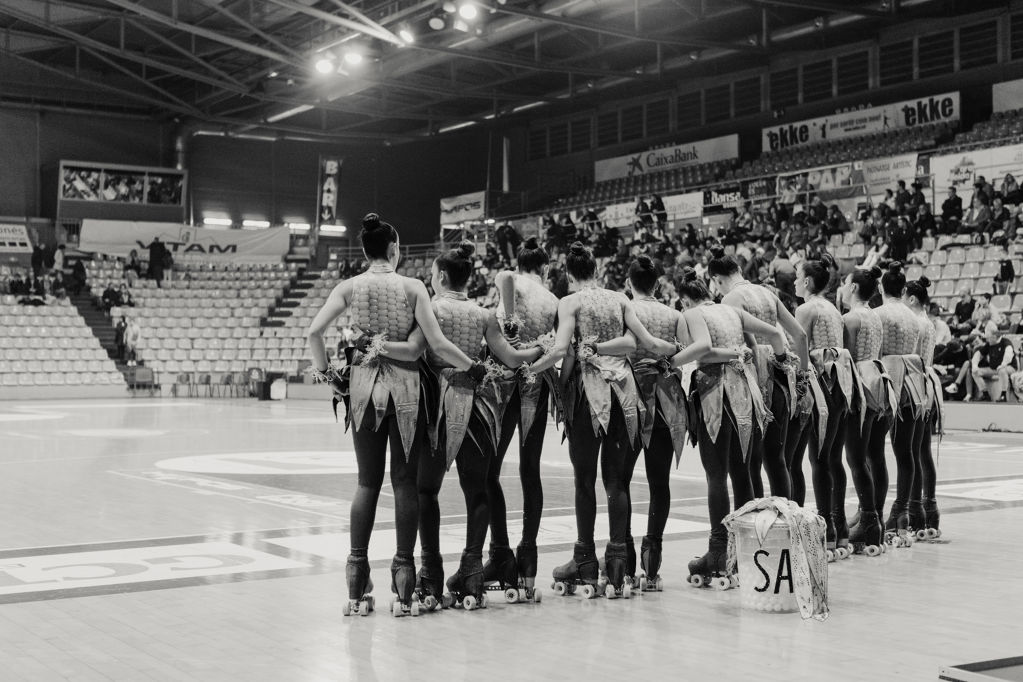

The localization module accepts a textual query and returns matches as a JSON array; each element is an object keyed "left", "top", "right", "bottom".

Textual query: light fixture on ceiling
[
  {"left": 344, "top": 50, "right": 363, "bottom": 66},
  {"left": 428, "top": 11, "right": 446, "bottom": 30},
  {"left": 442, "top": 1, "right": 456, "bottom": 13},
  {"left": 321, "top": 224, "right": 348, "bottom": 235},
  {"left": 268, "top": 70, "right": 279, "bottom": 78},
  {"left": 437, "top": 120, "right": 478, "bottom": 133},
  {"left": 203, "top": 217, "right": 233, "bottom": 227},
  {"left": 286, "top": 222, "right": 311, "bottom": 232},
  {"left": 241, "top": 219, "right": 271, "bottom": 229},
  {"left": 398, "top": 24, "right": 415, "bottom": 44},
  {"left": 689, "top": 51, "right": 700, "bottom": 61},
  {"left": 814, "top": 16, "right": 825, "bottom": 29},
  {"left": 458, "top": 2, "right": 478, "bottom": 20},
  {"left": 314, "top": 53, "right": 336, "bottom": 74},
  {"left": 453, "top": 18, "right": 469, "bottom": 32}
]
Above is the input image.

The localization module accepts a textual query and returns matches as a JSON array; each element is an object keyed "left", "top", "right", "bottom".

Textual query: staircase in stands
[
  {"left": 264, "top": 268, "right": 319, "bottom": 329},
  {"left": 70, "top": 292, "right": 131, "bottom": 383}
]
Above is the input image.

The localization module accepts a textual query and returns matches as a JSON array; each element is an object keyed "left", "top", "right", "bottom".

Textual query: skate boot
[
  {"left": 389, "top": 551, "right": 420, "bottom": 617},
  {"left": 551, "top": 542, "right": 602, "bottom": 598},
  {"left": 638, "top": 535, "right": 664, "bottom": 592},
  {"left": 622, "top": 535, "right": 640, "bottom": 593},
  {"left": 601, "top": 542, "right": 632, "bottom": 599},
  {"left": 908, "top": 500, "right": 928, "bottom": 541},
  {"left": 824, "top": 514, "right": 838, "bottom": 562},
  {"left": 343, "top": 553, "right": 375, "bottom": 616},
  {"left": 415, "top": 551, "right": 452, "bottom": 612},
  {"left": 884, "top": 501, "right": 914, "bottom": 548},
  {"left": 483, "top": 544, "right": 523, "bottom": 604},
  {"left": 921, "top": 497, "right": 942, "bottom": 540},
  {"left": 687, "top": 528, "right": 737, "bottom": 590},
  {"left": 515, "top": 542, "right": 541, "bottom": 603},
  {"left": 833, "top": 511, "right": 851, "bottom": 560},
  {"left": 848, "top": 510, "right": 884, "bottom": 556},
  {"left": 444, "top": 551, "right": 487, "bottom": 611}
]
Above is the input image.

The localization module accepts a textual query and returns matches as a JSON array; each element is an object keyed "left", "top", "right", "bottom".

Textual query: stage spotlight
[
  {"left": 429, "top": 12, "right": 446, "bottom": 30},
  {"left": 442, "top": 1, "right": 456, "bottom": 12},
  {"left": 344, "top": 50, "right": 363, "bottom": 65},
  {"left": 458, "top": 2, "right": 478, "bottom": 20},
  {"left": 453, "top": 18, "right": 469, "bottom": 32},
  {"left": 314, "top": 54, "right": 335, "bottom": 74},
  {"left": 398, "top": 25, "right": 415, "bottom": 44}
]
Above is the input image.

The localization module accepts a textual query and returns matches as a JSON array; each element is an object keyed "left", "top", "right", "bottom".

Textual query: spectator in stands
[
  {"left": 494, "top": 221, "right": 522, "bottom": 264},
  {"left": 881, "top": 188, "right": 896, "bottom": 217},
  {"left": 52, "top": 244, "right": 65, "bottom": 273},
  {"left": 971, "top": 293, "right": 993, "bottom": 331},
  {"left": 969, "top": 322, "right": 1017, "bottom": 401},
  {"left": 961, "top": 196, "right": 991, "bottom": 237},
  {"left": 69, "top": 259, "right": 87, "bottom": 296},
  {"left": 860, "top": 235, "right": 889, "bottom": 271},
  {"left": 937, "top": 339, "right": 971, "bottom": 399},
  {"left": 9, "top": 270, "right": 27, "bottom": 296},
  {"left": 650, "top": 194, "right": 668, "bottom": 227},
  {"left": 932, "top": 303, "right": 953, "bottom": 347},
  {"left": 115, "top": 315, "right": 127, "bottom": 361},
  {"left": 808, "top": 195, "right": 828, "bottom": 223},
  {"left": 52, "top": 271, "right": 67, "bottom": 299},
  {"left": 974, "top": 176, "right": 994, "bottom": 205},
  {"left": 582, "top": 206, "right": 601, "bottom": 234},
  {"left": 995, "top": 246, "right": 1016, "bottom": 295},
  {"left": 100, "top": 281, "right": 121, "bottom": 312},
  {"left": 986, "top": 197, "right": 1011, "bottom": 241},
  {"left": 124, "top": 315, "right": 141, "bottom": 367},
  {"left": 769, "top": 249, "right": 797, "bottom": 299},
  {"left": 30, "top": 245, "right": 44, "bottom": 278},
  {"left": 118, "top": 283, "right": 135, "bottom": 307},
  {"left": 913, "top": 202, "right": 936, "bottom": 244},
  {"left": 826, "top": 205, "right": 849, "bottom": 237},
  {"left": 954, "top": 286, "right": 977, "bottom": 334},
  {"left": 887, "top": 216, "right": 915, "bottom": 263},
  {"left": 909, "top": 181, "right": 927, "bottom": 217},
  {"left": 147, "top": 237, "right": 169, "bottom": 287},
  {"left": 895, "top": 180, "right": 912, "bottom": 214},
  {"left": 1001, "top": 173, "right": 1022, "bottom": 205},
  {"left": 941, "top": 187, "right": 964, "bottom": 232},
  {"left": 634, "top": 196, "right": 652, "bottom": 227},
  {"left": 124, "top": 249, "right": 142, "bottom": 286},
  {"left": 558, "top": 213, "right": 577, "bottom": 244}
]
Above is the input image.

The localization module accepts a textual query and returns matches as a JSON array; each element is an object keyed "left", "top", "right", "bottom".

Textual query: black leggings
[
  {"left": 349, "top": 412, "right": 423, "bottom": 556},
  {"left": 787, "top": 414, "right": 811, "bottom": 507},
  {"left": 794, "top": 378, "right": 848, "bottom": 518},
  {"left": 419, "top": 410, "right": 492, "bottom": 556},
  {"left": 567, "top": 392, "right": 637, "bottom": 545},
  {"left": 844, "top": 409, "right": 890, "bottom": 514},
  {"left": 911, "top": 409, "right": 938, "bottom": 503},
  {"left": 488, "top": 384, "right": 548, "bottom": 547},
  {"left": 889, "top": 404, "right": 919, "bottom": 506},
  {"left": 644, "top": 413, "right": 674, "bottom": 540},
  {"left": 750, "top": 378, "right": 791, "bottom": 499},
  {"left": 695, "top": 394, "right": 753, "bottom": 534}
]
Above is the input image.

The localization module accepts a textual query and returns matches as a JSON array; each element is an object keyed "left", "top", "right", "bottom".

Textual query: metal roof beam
[{"left": 737, "top": 0, "right": 888, "bottom": 17}]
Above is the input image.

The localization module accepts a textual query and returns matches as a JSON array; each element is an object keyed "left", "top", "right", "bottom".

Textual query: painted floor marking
[
  {"left": 155, "top": 451, "right": 359, "bottom": 475},
  {"left": 937, "top": 477, "right": 1023, "bottom": 502}
]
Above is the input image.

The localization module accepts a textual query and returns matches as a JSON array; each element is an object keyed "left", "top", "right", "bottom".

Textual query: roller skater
[
  {"left": 343, "top": 554, "right": 375, "bottom": 616},
  {"left": 390, "top": 551, "right": 421, "bottom": 617},
  {"left": 486, "top": 237, "right": 561, "bottom": 604},
  {"left": 672, "top": 268, "right": 788, "bottom": 590},
  {"left": 527, "top": 243, "right": 676, "bottom": 600},
  {"left": 307, "top": 213, "right": 479, "bottom": 618},
  {"left": 415, "top": 551, "right": 453, "bottom": 611},
  {"left": 712, "top": 247, "right": 809, "bottom": 500},
  {"left": 907, "top": 278, "right": 943, "bottom": 542},
  {"left": 841, "top": 267, "right": 896, "bottom": 557},
  {"left": 687, "top": 528, "right": 737, "bottom": 590},
  {"left": 411, "top": 242, "right": 543, "bottom": 612},
  {"left": 551, "top": 542, "right": 603, "bottom": 598},
  {"left": 876, "top": 262, "right": 926, "bottom": 549},
  {"left": 794, "top": 255, "right": 854, "bottom": 562}
]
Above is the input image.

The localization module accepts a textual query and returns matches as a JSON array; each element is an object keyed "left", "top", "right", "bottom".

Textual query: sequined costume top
[
  {"left": 803, "top": 296, "right": 858, "bottom": 418},
  {"left": 426, "top": 292, "right": 502, "bottom": 468},
  {"left": 497, "top": 273, "right": 561, "bottom": 437},
  {"left": 843, "top": 307, "right": 897, "bottom": 421},
  {"left": 690, "top": 303, "right": 766, "bottom": 460},
  {"left": 727, "top": 281, "right": 796, "bottom": 416},
  {"left": 629, "top": 298, "right": 687, "bottom": 463},
  {"left": 565, "top": 286, "right": 642, "bottom": 445},
  {"left": 346, "top": 266, "right": 421, "bottom": 458},
  {"left": 877, "top": 301, "right": 926, "bottom": 419}
]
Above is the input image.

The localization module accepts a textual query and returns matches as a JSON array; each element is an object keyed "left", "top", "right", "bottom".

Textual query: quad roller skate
[
  {"left": 445, "top": 551, "right": 488, "bottom": 611},
  {"left": 514, "top": 542, "right": 542, "bottom": 603},
  {"left": 482, "top": 544, "right": 536, "bottom": 604},
  {"left": 849, "top": 510, "right": 885, "bottom": 556},
  {"left": 415, "top": 551, "right": 452, "bottom": 612},
  {"left": 884, "top": 502, "right": 914, "bottom": 548},
  {"left": 824, "top": 515, "right": 838, "bottom": 563},
  {"left": 833, "top": 512, "right": 851, "bottom": 560},
  {"left": 551, "top": 542, "right": 604, "bottom": 599},
  {"left": 638, "top": 535, "right": 664, "bottom": 592},
  {"left": 919, "top": 498, "right": 942, "bottom": 540},
  {"left": 687, "top": 530, "right": 737, "bottom": 590},
  {"left": 623, "top": 535, "right": 640, "bottom": 594},
  {"left": 342, "top": 554, "right": 375, "bottom": 617},
  {"left": 599, "top": 542, "right": 632, "bottom": 599},
  {"left": 908, "top": 500, "right": 928, "bottom": 541},
  {"left": 389, "top": 552, "right": 421, "bottom": 617}
]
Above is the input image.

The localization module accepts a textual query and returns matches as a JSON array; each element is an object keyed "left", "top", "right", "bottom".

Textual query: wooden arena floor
[{"left": 0, "top": 398, "right": 1020, "bottom": 682}]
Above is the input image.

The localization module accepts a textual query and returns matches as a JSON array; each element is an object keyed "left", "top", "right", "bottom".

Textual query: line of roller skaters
[{"left": 306, "top": 214, "right": 944, "bottom": 618}]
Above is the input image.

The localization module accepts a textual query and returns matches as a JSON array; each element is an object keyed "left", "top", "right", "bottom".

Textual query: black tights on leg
[
  {"left": 787, "top": 414, "right": 811, "bottom": 507},
  {"left": 456, "top": 428, "right": 491, "bottom": 556},
  {"left": 644, "top": 418, "right": 674, "bottom": 540},
  {"left": 890, "top": 406, "right": 918, "bottom": 505},
  {"left": 808, "top": 381, "right": 848, "bottom": 519},
  {"left": 845, "top": 410, "right": 878, "bottom": 513}
]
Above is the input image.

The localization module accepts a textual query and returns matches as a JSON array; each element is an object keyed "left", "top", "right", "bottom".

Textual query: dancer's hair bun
[
  {"left": 820, "top": 253, "right": 836, "bottom": 270},
  {"left": 636, "top": 255, "right": 655, "bottom": 270},
  {"left": 569, "top": 242, "right": 587, "bottom": 256},
  {"left": 887, "top": 261, "right": 903, "bottom": 275},
  {"left": 523, "top": 236, "right": 540, "bottom": 250},
  {"left": 681, "top": 267, "right": 699, "bottom": 283},
  {"left": 918, "top": 276, "right": 931, "bottom": 289},
  {"left": 362, "top": 213, "right": 382, "bottom": 230},
  {"left": 709, "top": 245, "right": 726, "bottom": 260},
  {"left": 868, "top": 266, "right": 883, "bottom": 279},
  {"left": 456, "top": 240, "right": 475, "bottom": 258}
]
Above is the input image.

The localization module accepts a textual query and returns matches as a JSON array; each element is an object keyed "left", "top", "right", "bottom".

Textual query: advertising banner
[
  {"left": 594, "top": 135, "right": 739, "bottom": 183},
  {"left": 858, "top": 153, "right": 924, "bottom": 203},
  {"left": 602, "top": 201, "right": 637, "bottom": 228},
  {"left": 742, "top": 176, "right": 776, "bottom": 203},
  {"left": 702, "top": 184, "right": 745, "bottom": 212},
  {"left": 318, "top": 158, "right": 341, "bottom": 226},
  {"left": 993, "top": 78, "right": 1023, "bottom": 113},
  {"left": 79, "top": 220, "right": 289, "bottom": 263},
  {"left": 762, "top": 91, "right": 960, "bottom": 152},
  {"left": 930, "top": 143, "right": 1023, "bottom": 207},
  {"left": 0, "top": 223, "right": 33, "bottom": 253},
  {"left": 776, "top": 162, "right": 866, "bottom": 206},
  {"left": 663, "top": 192, "right": 704, "bottom": 221},
  {"left": 440, "top": 190, "right": 486, "bottom": 225}
]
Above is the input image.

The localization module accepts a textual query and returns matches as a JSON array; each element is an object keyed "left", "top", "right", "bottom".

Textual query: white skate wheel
[
  {"left": 480, "top": 594, "right": 488, "bottom": 608},
  {"left": 463, "top": 595, "right": 477, "bottom": 611},
  {"left": 580, "top": 584, "right": 595, "bottom": 599},
  {"left": 517, "top": 589, "right": 527, "bottom": 602},
  {"left": 423, "top": 595, "right": 438, "bottom": 611},
  {"left": 916, "top": 529, "right": 927, "bottom": 541},
  {"left": 366, "top": 596, "right": 375, "bottom": 612},
  {"left": 552, "top": 581, "right": 567, "bottom": 596},
  {"left": 728, "top": 574, "right": 739, "bottom": 588},
  {"left": 622, "top": 584, "right": 632, "bottom": 599},
  {"left": 837, "top": 547, "right": 850, "bottom": 560},
  {"left": 342, "top": 601, "right": 353, "bottom": 617},
  {"left": 933, "top": 529, "right": 941, "bottom": 539},
  {"left": 360, "top": 600, "right": 372, "bottom": 616},
  {"left": 655, "top": 577, "right": 664, "bottom": 591},
  {"left": 826, "top": 549, "right": 835, "bottom": 563},
  {"left": 391, "top": 601, "right": 402, "bottom": 617},
  {"left": 712, "top": 577, "right": 729, "bottom": 591},
  {"left": 533, "top": 589, "right": 542, "bottom": 603},
  {"left": 865, "top": 545, "right": 881, "bottom": 557},
  {"left": 638, "top": 576, "right": 647, "bottom": 591},
  {"left": 410, "top": 601, "right": 421, "bottom": 617},
  {"left": 504, "top": 588, "right": 519, "bottom": 604},
  {"left": 690, "top": 574, "right": 705, "bottom": 588},
  {"left": 926, "top": 528, "right": 938, "bottom": 540}
]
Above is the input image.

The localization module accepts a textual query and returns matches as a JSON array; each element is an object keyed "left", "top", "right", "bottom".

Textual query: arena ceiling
[{"left": 0, "top": 0, "right": 990, "bottom": 143}]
